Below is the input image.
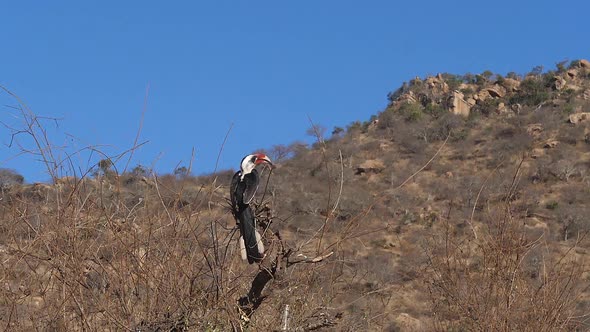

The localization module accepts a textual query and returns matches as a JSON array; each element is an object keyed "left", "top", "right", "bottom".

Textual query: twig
[
  {"left": 306, "top": 115, "right": 333, "bottom": 254},
  {"left": 282, "top": 305, "right": 290, "bottom": 331},
  {"left": 469, "top": 161, "right": 503, "bottom": 241},
  {"left": 288, "top": 251, "right": 334, "bottom": 266},
  {"left": 329, "top": 150, "right": 344, "bottom": 218},
  {"left": 339, "top": 133, "right": 450, "bottom": 241},
  {"left": 212, "top": 123, "right": 233, "bottom": 177},
  {"left": 394, "top": 133, "right": 450, "bottom": 190},
  {"left": 1, "top": 85, "right": 60, "bottom": 180},
  {"left": 123, "top": 83, "right": 150, "bottom": 173}
]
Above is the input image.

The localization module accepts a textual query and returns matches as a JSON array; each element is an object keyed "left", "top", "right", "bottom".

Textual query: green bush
[
  {"left": 563, "top": 103, "right": 575, "bottom": 114},
  {"left": 441, "top": 73, "right": 463, "bottom": 91},
  {"left": 506, "top": 72, "right": 520, "bottom": 80},
  {"left": 509, "top": 77, "right": 551, "bottom": 106},
  {"left": 546, "top": 201, "right": 559, "bottom": 210},
  {"left": 424, "top": 103, "right": 446, "bottom": 118},
  {"left": 474, "top": 98, "right": 500, "bottom": 116},
  {"left": 568, "top": 60, "right": 580, "bottom": 69},
  {"left": 400, "top": 103, "right": 424, "bottom": 122},
  {"left": 460, "top": 87, "right": 474, "bottom": 95},
  {"left": 452, "top": 128, "right": 469, "bottom": 141},
  {"left": 347, "top": 120, "right": 363, "bottom": 132}
]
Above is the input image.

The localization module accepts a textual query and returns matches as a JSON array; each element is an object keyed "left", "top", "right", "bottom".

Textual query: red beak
[{"left": 255, "top": 154, "right": 274, "bottom": 168}]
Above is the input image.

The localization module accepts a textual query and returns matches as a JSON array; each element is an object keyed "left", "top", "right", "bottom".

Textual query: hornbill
[{"left": 230, "top": 153, "right": 273, "bottom": 264}]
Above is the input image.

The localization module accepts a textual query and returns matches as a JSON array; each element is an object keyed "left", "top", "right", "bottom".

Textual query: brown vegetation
[{"left": 1, "top": 60, "right": 590, "bottom": 331}]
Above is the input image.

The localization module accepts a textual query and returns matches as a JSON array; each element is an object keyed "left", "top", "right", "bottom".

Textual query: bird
[{"left": 230, "top": 153, "right": 274, "bottom": 264}]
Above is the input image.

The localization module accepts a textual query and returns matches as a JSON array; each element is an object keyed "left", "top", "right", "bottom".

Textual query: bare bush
[
  {"left": 426, "top": 187, "right": 588, "bottom": 331},
  {"left": 3, "top": 69, "right": 590, "bottom": 331}
]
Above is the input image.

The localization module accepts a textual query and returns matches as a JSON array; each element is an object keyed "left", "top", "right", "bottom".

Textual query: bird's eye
[{"left": 251, "top": 156, "right": 257, "bottom": 163}]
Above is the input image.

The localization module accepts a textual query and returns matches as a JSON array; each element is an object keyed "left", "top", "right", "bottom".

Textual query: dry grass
[
  {"left": 1, "top": 79, "right": 590, "bottom": 331},
  {"left": 426, "top": 209, "right": 588, "bottom": 331},
  {"left": 425, "top": 163, "right": 589, "bottom": 331},
  {"left": 0, "top": 90, "right": 360, "bottom": 331}
]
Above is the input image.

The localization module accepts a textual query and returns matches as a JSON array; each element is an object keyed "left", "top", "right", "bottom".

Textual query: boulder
[
  {"left": 449, "top": 91, "right": 471, "bottom": 117},
  {"left": 496, "top": 102, "right": 508, "bottom": 114},
  {"left": 580, "top": 59, "right": 590, "bottom": 68},
  {"left": 511, "top": 103, "right": 522, "bottom": 113},
  {"left": 553, "top": 76, "right": 567, "bottom": 90},
  {"left": 526, "top": 123, "right": 543, "bottom": 137},
  {"left": 552, "top": 99, "right": 565, "bottom": 108},
  {"left": 379, "top": 142, "right": 390, "bottom": 150},
  {"left": 393, "top": 313, "right": 424, "bottom": 331},
  {"left": 474, "top": 89, "right": 491, "bottom": 102},
  {"left": 566, "top": 83, "right": 582, "bottom": 91},
  {"left": 55, "top": 176, "right": 78, "bottom": 186},
  {"left": 486, "top": 84, "right": 507, "bottom": 98},
  {"left": 569, "top": 112, "right": 590, "bottom": 124},
  {"left": 531, "top": 148, "right": 545, "bottom": 159},
  {"left": 355, "top": 159, "right": 385, "bottom": 175},
  {"left": 425, "top": 76, "right": 438, "bottom": 88},
  {"left": 397, "top": 91, "right": 417, "bottom": 104},
  {"left": 544, "top": 140, "right": 559, "bottom": 149},
  {"left": 458, "top": 83, "right": 471, "bottom": 91},
  {"left": 424, "top": 75, "right": 449, "bottom": 94},
  {"left": 501, "top": 78, "right": 521, "bottom": 92},
  {"left": 566, "top": 69, "right": 578, "bottom": 79}
]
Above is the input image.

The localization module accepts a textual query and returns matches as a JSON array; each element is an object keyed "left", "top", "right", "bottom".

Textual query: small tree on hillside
[
  {"left": 93, "top": 158, "right": 114, "bottom": 177},
  {"left": 530, "top": 65, "right": 544, "bottom": 77},
  {"left": 306, "top": 124, "right": 327, "bottom": 144},
  {"left": 0, "top": 169, "right": 24, "bottom": 188},
  {"left": 132, "top": 165, "right": 149, "bottom": 177},
  {"left": 269, "top": 144, "right": 294, "bottom": 163},
  {"left": 174, "top": 166, "right": 189, "bottom": 178}
]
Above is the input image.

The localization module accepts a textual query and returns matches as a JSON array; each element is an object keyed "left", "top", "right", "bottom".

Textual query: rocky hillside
[
  {"left": 389, "top": 59, "right": 590, "bottom": 119},
  {"left": 256, "top": 58, "right": 590, "bottom": 330},
  {"left": 1, "top": 59, "right": 589, "bottom": 331}
]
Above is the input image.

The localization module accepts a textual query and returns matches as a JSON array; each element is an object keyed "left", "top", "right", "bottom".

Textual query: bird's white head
[{"left": 240, "top": 153, "right": 274, "bottom": 176}]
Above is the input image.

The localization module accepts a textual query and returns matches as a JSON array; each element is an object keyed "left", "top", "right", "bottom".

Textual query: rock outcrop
[
  {"left": 449, "top": 91, "right": 472, "bottom": 117},
  {"left": 356, "top": 159, "right": 385, "bottom": 175},
  {"left": 501, "top": 78, "right": 521, "bottom": 92},
  {"left": 569, "top": 112, "right": 590, "bottom": 124},
  {"left": 566, "top": 69, "right": 578, "bottom": 79},
  {"left": 424, "top": 74, "right": 450, "bottom": 95},
  {"left": 526, "top": 123, "right": 543, "bottom": 137},
  {"left": 388, "top": 60, "right": 589, "bottom": 124},
  {"left": 486, "top": 85, "right": 506, "bottom": 98},
  {"left": 544, "top": 140, "right": 559, "bottom": 149},
  {"left": 553, "top": 76, "right": 567, "bottom": 90}
]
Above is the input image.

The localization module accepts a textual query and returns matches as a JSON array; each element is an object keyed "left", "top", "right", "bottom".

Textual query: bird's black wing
[
  {"left": 238, "top": 206, "right": 264, "bottom": 263},
  {"left": 230, "top": 171, "right": 241, "bottom": 211},
  {"left": 230, "top": 169, "right": 264, "bottom": 264},
  {"left": 241, "top": 169, "right": 259, "bottom": 205}
]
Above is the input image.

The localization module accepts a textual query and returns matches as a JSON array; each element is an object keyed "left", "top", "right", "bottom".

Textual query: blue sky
[{"left": 0, "top": 1, "right": 587, "bottom": 182}]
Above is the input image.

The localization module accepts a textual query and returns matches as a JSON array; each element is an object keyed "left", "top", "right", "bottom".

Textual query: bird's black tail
[{"left": 237, "top": 206, "right": 264, "bottom": 264}]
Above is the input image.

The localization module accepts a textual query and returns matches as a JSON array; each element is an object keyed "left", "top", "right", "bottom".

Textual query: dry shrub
[
  {"left": 426, "top": 203, "right": 588, "bottom": 331},
  {"left": 4, "top": 75, "right": 590, "bottom": 331},
  {"left": 0, "top": 175, "right": 237, "bottom": 330},
  {"left": 0, "top": 170, "right": 355, "bottom": 330},
  {"left": 0, "top": 90, "right": 368, "bottom": 331}
]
